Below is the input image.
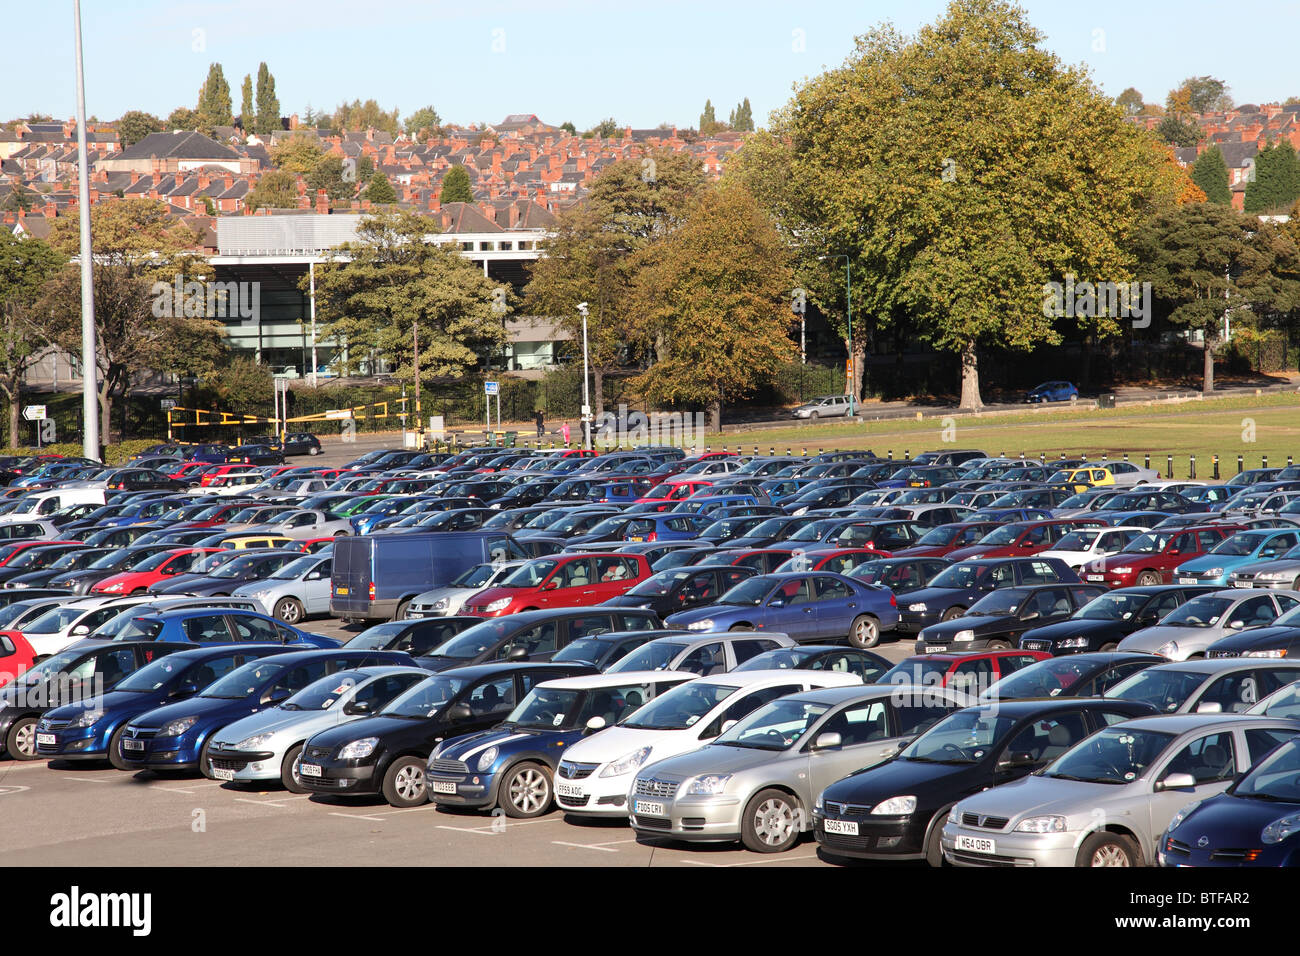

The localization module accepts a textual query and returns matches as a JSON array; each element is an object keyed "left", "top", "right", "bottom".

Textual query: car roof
[
  {"left": 436, "top": 661, "right": 587, "bottom": 680},
  {"left": 782, "top": 683, "right": 961, "bottom": 706},
  {"left": 1107, "top": 713, "right": 1300, "bottom": 735},
  {"left": 962, "top": 697, "right": 1144, "bottom": 717},
  {"left": 536, "top": 670, "right": 698, "bottom": 690},
  {"left": 681, "top": 669, "right": 861, "bottom": 689},
  {"left": 1142, "top": 658, "right": 1300, "bottom": 674}
]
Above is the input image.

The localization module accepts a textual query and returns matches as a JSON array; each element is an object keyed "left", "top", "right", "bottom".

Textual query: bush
[{"left": 0, "top": 438, "right": 159, "bottom": 465}]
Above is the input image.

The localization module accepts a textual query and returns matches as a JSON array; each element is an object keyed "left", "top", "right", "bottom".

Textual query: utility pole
[
  {"left": 73, "top": 0, "right": 99, "bottom": 460},
  {"left": 577, "top": 302, "right": 591, "bottom": 450},
  {"left": 309, "top": 261, "right": 318, "bottom": 387},
  {"left": 413, "top": 318, "right": 423, "bottom": 448}
]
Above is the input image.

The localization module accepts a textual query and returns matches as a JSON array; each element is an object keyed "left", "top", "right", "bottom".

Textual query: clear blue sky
[{"left": 6, "top": 0, "right": 1295, "bottom": 128}]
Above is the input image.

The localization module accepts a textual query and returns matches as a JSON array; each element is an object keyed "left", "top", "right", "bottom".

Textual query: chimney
[
  {"left": 295, "top": 176, "right": 307, "bottom": 196},
  {"left": 44, "top": 202, "right": 57, "bottom": 218},
  {"left": 360, "top": 199, "right": 371, "bottom": 212},
  {"left": 508, "top": 202, "right": 521, "bottom": 228},
  {"left": 223, "top": 175, "right": 233, "bottom": 192},
  {"left": 297, "top": 193, "right": 310, "bottom": 209},
  {"left": 315, "top": 188, "right": 329, "bottom": 214},
  {"left": 130, "top": 171, "right": 139, "bottom": 184},
  {"left": 350, "top": 200, "right": 360, "bottom": 211}
]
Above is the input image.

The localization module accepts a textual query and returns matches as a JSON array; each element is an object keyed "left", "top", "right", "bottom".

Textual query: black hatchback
[
  {"left": 603, "top": 565, "right": 757, "bottom": 618},
  {"left": 1017, "top": 585, "right": 1215, "bottom": 655},
  {"left": 915, "top": 583, "right": 1106, "bottom": 654}
]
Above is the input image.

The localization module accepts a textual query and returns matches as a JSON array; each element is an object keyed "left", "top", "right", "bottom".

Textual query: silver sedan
[{"left": 1116, "top": 588, "right": 1300, "bottom": 661}]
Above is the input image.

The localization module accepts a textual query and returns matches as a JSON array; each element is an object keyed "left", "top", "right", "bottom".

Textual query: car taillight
[
  {"left": 368, "top": 582, "right": 376, "bottom": 601},
  {"left": 890, "top": 593, "right": 897, "bottom": 607},
  {"left": 647, "top": 532, "right": 658, "bottom": 542}
]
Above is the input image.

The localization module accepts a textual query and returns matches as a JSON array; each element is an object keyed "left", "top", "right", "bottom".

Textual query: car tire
[
  {"left": 308, "top": 447, "right": 321, "bottom": 456},
  {"left": 500, "top": 761, "right": 552, "bottom": 818},
  {"left": 108, "top": 726, "right": 132, "bottom": 771},
  {"left": 382, "top": 756, "right": 427, "bottom": 808},
  {"left": 741, "top": 788, "right": 802, "bottom": 853},
  {"left": 6, "top": 716, "right": 39, "bottom": 761},
  {"left": 940, "top": 606, "right": 965, "bottom": 622},
  {"left": 1136, "top": 571, "right": 1161, "bottom": 586},
  {"left": 1076, "top": 831, "right": 1141, "bottom": 867},
  {"left": 925, "top": 812, "right": 951, "bottom": 868},
  {"left": 1099, "top": 642, "right": 1119, "bottom": 652},
  {"left": 986, "top": 639, "right": 1010, "bottom": 650},
  {"left": 274, "top": 597, "right": 305, "bottom": 625},
  {"left": 809, "top": 411, "right": 819, "bottom": 421},
  {"left": 281, "top": 744, "right": 309, "bottom": 793},
  {"left": 848, "top": 614, "right": 881, "bottom": 649},
  {"left": 394, "top": 598, "right": 411, "bottom": 621},
  {"left": 197, "top": 739, "right": 213, "bottom": 778}
]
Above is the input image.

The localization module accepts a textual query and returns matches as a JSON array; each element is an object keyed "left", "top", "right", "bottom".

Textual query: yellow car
[
  {"left": 1047, "top": 466, "right": 1116, "bottom": 494},
  {"left": 218, "top": 534, "right": 297, "bottom": 550}
]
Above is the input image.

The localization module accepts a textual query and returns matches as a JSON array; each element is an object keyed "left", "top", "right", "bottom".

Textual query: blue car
[
  {"left": 621, "top": 512, "right": 710, "bottom": 542},
  {"left": 1161, "top": 732, "right": 1300, "bottom": 867},
  {"left": 116, "top": 647, "right": 412, "bottom": 772},
  {"left": 109, "top": 607, "right": 342, "bottom": 648},
  {"left": 664, "top": 571, "right": 900, "bottom": 648},
  {"left": 1024, "top": 380, "right": 1078, "bottom": 403},
  {"left": 1173, "top": 529, "right": 1300, "bottom": 587},
  {"left": 35, "top": 644, "right": 296, "bottom": 767},
  {"left": 426, "top": 671, "right": 695, "bottom": 817}
]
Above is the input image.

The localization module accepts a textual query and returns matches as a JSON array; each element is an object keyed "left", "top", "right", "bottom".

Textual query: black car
[
  {"left": 149, "top": 550, "right": 303, "bottom": 597},
  {"left": 549, "top": 629, "right": 683, "bottom": 671},
  {"left": 896, "top": 557, "right": 1081, "bottom": 634},
  {"left": 1205, "top": 618, "right": 1300, "bottom": 659},
  {"left": 813, "top": 698, "right": 1157, "bottom": 865},
  {"left": 847, "top": 557, "right": 951, "bottom": 596},
  {"left": 102, "top": 468, "right": 188, "bottom": 492},
  {"left": 283, "top": 433, "right": 322, "bottom": 456},
  {"left": 227, "top": 444, "right": 285, "bottom": 466},
  {"left": 603, "top": 565, "right": 757, "bottom": 618},
  {"left": 297, "top": 661, "right": 592, "bottom": 807},
  {"left": 0, "top": 641, "right": 190, "bottom": 759},
  {"left": 343, "top": 617, "right": 482, "bottom": 656},
  {"left": 0, "top": 543, "right": 91, "bottom": 586},
  {"left": 416, "top": 608, "right": 662, "bottom": 672},
  {"left": 979, "top": 652, "right": 1165, "bottom": 700},
  {"left": 915, "top": 583, "right": 1106, "bottom": 654},
  {"left": 1016, "top": 584, "right": 1216, "bottom": 655},
  {"left": 47, "top": 545, "right": 178, "bottom": 595}
]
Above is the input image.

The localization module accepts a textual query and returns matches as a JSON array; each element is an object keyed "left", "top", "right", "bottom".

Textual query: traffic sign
[
  {"left": 22, "top": 405, "right": 45, "bottom": 422},
  {"left": 161, "top": 398, "right": 177, "bottom": 411},
  {"left": 484, "top": 381, "right": 500, "bottom": 396}
]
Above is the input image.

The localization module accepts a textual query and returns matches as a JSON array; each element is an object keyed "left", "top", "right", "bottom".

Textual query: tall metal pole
[
  {"left": 845, "top": 257, "right": 854, "bottom": 417},
  {"left": 577, "top": 303, "right": 591, "bottom": 450},
  {"left": 413, "top": 319, "right": 422, "bottom": 448},
  {"left": 309, "top": 261, "right": 318, "bottom": 387},
  {"left": 73, "top": 0, "right": 99, "bottom": 460}
]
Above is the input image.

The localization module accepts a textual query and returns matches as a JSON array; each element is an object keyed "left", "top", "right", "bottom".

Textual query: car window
[
  {"left": 679, "top": 641, "right": 727, "bottom": 675},
  {"left": 496, "top": 623, "right": 557, "bottom": 660},
  {"left": 731, "top": 639, "right": 779, "bottom": 664},
  {"left": 182, "top": 615, "right": 232, "bottom": 643},
  {"left": 595, "top": 556, "right": 637, "bottom": 583},
  {"left": 229, "top": 615, "right": 283, "bottom": 644},
  {"left": 567, "top": 615, "right": 615, "bottom": 640},
  {"left": 1245, "top": 728, "right": 1295, "bottom": 764},
  {"left": 1226, "top": 597, "right": 1275, "bottom": 629},
  {"left": 352, "top": 674, "right": 424, "bottom": 711},
  {"left": 466, "top": 675, "right": 517, "bottom": 717},
  {"left": 1159, "top": 732, "right": 1237, "bottom": 785},
  {"left": 1019, "top": 561, "right": 1060, "bottom": 585},
  {"left": 950, "top": 657, "right": 994, "bottom": 695},
  {"left": 700, "top": 684, "right": 801, "bottom": 738},
  {"left": 615, "top": 612, "right": 658, "bottom": 633},
  {"left": 813, "top": 576, "right": 853, "bottom": 601},
  {"left": 1197, "top": 530, "right": 1223, "bottom": 551},
  {"left": 816, "top": 700, "right": 888, "bottom": 746},
  {"left": 894, "top": 700, "right": 955, "bottom": 737},
  {"left": 1001, "top": 711, "right": 1088, "bottom": 765},
  {"left": 1197, "top": 672, "right": 1263, "bottom": 713}
]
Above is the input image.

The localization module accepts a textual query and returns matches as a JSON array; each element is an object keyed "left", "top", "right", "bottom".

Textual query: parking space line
[
  {"left": 553, "top": 841, "right": 619, "bottom": 852},
  {"left": 330, "top": 812, "right": 388, "bottom": 822},
  {"left": 66, "top": 777, "right": 110, "bottom": 784}
]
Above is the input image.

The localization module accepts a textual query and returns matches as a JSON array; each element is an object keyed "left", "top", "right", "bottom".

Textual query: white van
[{"left": 8, "top": 488, "right": 106, "bottom": 517}]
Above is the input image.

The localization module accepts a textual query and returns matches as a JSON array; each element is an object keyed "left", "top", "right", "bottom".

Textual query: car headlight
[
  {"left": 871, "top": 795, "right": 917, "bottom": 815},
  {"left": 1059, "top": 636, "right": 1090, "bottom": 648},
  {"left": 947, "top": 806, "right": 961, "bottom": 824},
  {"left": 1202, "top": 568, "right": 1224, "bottom": 577},
  {"left": 908, "top": 603, "right": 927, "bottom": 612},
  {"left": 1156, "top": 640, "right": 1179, "bottom": 658},
  {"left": 1255, "top": 571, "right": 1291, "bottom": 581},
  {"left": 600, "top": 746, "right": 652, "bottom": 777},
  {"left": 102, "top": 583, "right": 124, "bottom": 592},
  {"left": 686, "top": 619, "right": 715, "bottom": 631},
  {"left": 1166, "top": 800, "right": 1201, "bottom": 837},
  {"left": 1014, "top": 815, "right": 1066, "bottom": 833},
  {"left": 429, "top": 598, "right": 449, "bottom": 610},
  {"left": 1245, "top": 649, "right": 1288, "bottom": 658},
  {"left": 684, "top": 774, "right": 732, "bottom": 796},
  {"left": 476, "top": 746, "right": 499, "bottom": 771},
  {"left": 1111, "top": 567, "right": 1133, "bottom": 575},
  {"left": 814, "top": 791, "right": 824, "bottom": 811},
  {"left": 337, "top": 737, "right": 379, "bottom": 760},
  {"left": 70, "top": 710, "right": 103, "bottom": 729},
  {"left": 1262, "top": 812, "right": 1300, "bottom": 845},
  {"left": 160, "top": 717, "right": 197, "bottom": 737},
  {"left": 484, "top": 597, "right": 511, "bottom": 612},
  {"left": 953, "top": 629, "right": 974, "bottom": 642},
  {"left": 236, "top": 733, "right": 273, "bottom": 750}
]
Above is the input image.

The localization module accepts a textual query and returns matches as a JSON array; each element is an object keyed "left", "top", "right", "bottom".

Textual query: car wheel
[
  {"left": 108, "top": 726, "right": 132, "bottom": 771},
  {"left": 1136, "top": 571, "right": 1161, "bottom": 586},
  {"left": 741, "top": 788, "right": 802, "bottom": 853},
  {"left": 1099, "top": 642, "right": 1118, "bottom": 652},
  {"left": 986, "top": 639, "right": 1010, "bottom": 650},
  {"left": 274, "top": 597, "right": 304, "bottom": 625},
  {"left": 848, "top": 614, "right": 881, "bottom": 649},
  {"left": 394, "top": 599, "right": 411, "bottom": 621},
  {"left": 281, "top": 744, "right": 309, "bottom": 794},
  {"left": 925, "top": 813, "right": 951, "bottom": 868},
  {"left": 197, "top": 739, "right": 213, "bottom": 778},
  {"left": 382, "top": 756, "right": 427, "bottom": 808},
  {"left": 6, "top": 716, "right": 39, "bottom": 761},
  {"left": 308, "top": 447, "right": 321, "bottom": 456},
  {"left": 809, "top": 411, "right": 819, "bottom": 421},
  {"left": 500, "top": 761, "right": 552, "bottom": 818},
  {"left": 940, "top": 606, "right": 965, "bottom": 622},
  {"left": 1077, "top": 831, "right": 1140, "bottom": 867}
]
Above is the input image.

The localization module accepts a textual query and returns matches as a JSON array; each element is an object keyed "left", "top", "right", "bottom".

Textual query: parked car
[
  {"left": 731, "top": 644, "right": 891, "bottom": 680},
  {"left": 1082, "top": 525, "right": 1237, "bottom": 588},
  {"left": 230, "top": 552, "right": 333, "bottom": 624},
  {"left": 877, "top": 649, "right": 1050, "bottom": 698},
  {"left": 914, "top": 583, "right": 1106, "bottom": 654},
  {"left": 791, "top": 395, "right": 855, "bottom": 420},
  {"left": 896, "top": 557, "right": 1080, "bottom": 635},
  {"left": 980, "top": 652, "right": 1166, "bottom": 700},
  {"left": 282, "top": 433, "right": 323, "bottom": 457},
  {"left": 461, "top": 553, "right": 652, "bottom": 617},
  {"left": 402, "top": 560, "right": 526, "bottom": 619},
  {"left": 1116, "top": 589, "right": 1299, "bottom": 661},
  {"left": 605, "top": 632, "right": 798, "bottom": 676},
  {"left": 603, "top": 565, "right": 757, "bottom": 618},
  {"left": 1017, "top": 585, "right": 1215, "bottom": 655},
  {"left": 1023, "top": 381, "right": 1078, "bottom": 403},
  {"left": 1103, "top": 658, "right": 1300, "bottom": 714}
]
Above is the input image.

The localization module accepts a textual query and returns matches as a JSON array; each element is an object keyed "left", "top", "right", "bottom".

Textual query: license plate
[
  {"left": 634, "top": 799, "right": 666, "bottom": 816},
  {"left": 555, "top": 781, "right": 583, "bottom": 798},
  {"left": 1086, "top": 574, "right": 1105, "bottom": 581},
  {"left": 823, "top": 819, "right": 859, "bottom": 835},
  {"left": 430, "top": 780, "right": 457, "bottom": 794},
  {"left": 628, "top": 536, "right": 644, "bottom": 542},
  {"left": 36, "top": 733, "right": 55, "bottom": 746},
  {"left": 299, "top": 762, "right": 322, "bottom": 778},
  {"left": 1177, "top": 577, "right": 1197, "bottom": 585},
  {"left": 123, "top": 739, "right": 144, "bottom": 751},
  {"left": 957, "top": 834, "right": 996, "bottom": 854},
  {"left": 212, "top": 767, "right": 235, "bottom": 781},
  {"left": 924, "top": 645, "right": 946, "bottom": 653},
  {"left": 336, "top": 587, "right": 349, "bottom": 595}
]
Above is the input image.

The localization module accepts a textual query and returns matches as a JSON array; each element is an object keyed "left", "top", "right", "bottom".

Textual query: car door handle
[{"left": 803, "top": 607, "right": 813, "bottom": 614}]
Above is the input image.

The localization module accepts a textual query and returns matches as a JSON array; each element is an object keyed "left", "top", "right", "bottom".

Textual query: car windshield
[
  {"left": 1159, "top": 597, "right": 1234, "bottom": 628},
  {"left": 0, "top": 601, "right": 48, "bottom": 629},
  {"left": 270, "top": 556, "right": 321, "bottom": 580},
  {"left": 605, "top": 641, "right": 689, "bottom": 672},
  {"left": 977, "top": 526, "right": 1023, "bottom": 546},
  {"left": 1230, "top": 738, "right": 1300, "bottom": 801},
  {"left": 115, "top": 655, "right": 200, "bottom": 693},
  {"left": 715, "top": 698, "right": 830, "bottom": 750},
  {"left": 1255, "top": 683, "right": 1300, "bottom": 718},
  {"left": 787, "top": 520, "right": 835, "bottom": 542},
  {"left": 552, "top": 637, "right": 616, "bottom": 665},
  {"left": 200, "top": 660, "right": 286, "bottom": 699},
  {"left": 1104, "top": 669, "right": 1206, "bottom": 712},
  {"left": 426, "top": 620, "right": 514, "bottom": 660},
  {"left": 927, "top": 564, "right": 983, "bottom": 589},
  {"left": 504, "top": 687, "right": 584, "bottom": 729},
  {"left": 626, "top": 570, "right": 692, "bottom": 597},
  {"left": 345, "top": 622, "right": 410, "bottom": 650},
  {"left": 282, "top": 670, "right": 368, "bottom": 711},
  {"left": 451, "top": 563, "right": 500, "bottom": 588},
  {"left": 130, "top": 551, "right": 186, "bottom": 573},
  {"left": 499, "top": 560, "right": 558, "bottom": 588},
  {"left": 1052, "top": 530, "right": 1102, "bottom": 552},
  {"left": 1044, "top": 727, "right": 1174, "bottom": 784},
  {"left": 1120, "top": 531, "right": 1174, "bottom": 555},
  {"left": 110, "top": 618, "right": 164, "bottom": 641},
  {"left": 967, "top": 588, "right": 1033, "bottom": 616},
  {"left": 714, "top": 576, "right": 772, "bottom": 607},
  {"left": 879, "top": 659, "right": 954, "bottom": 685},
  {"left": 1212, "top": 533, "right": 1268, "bottom": 557},
  {"left": 86, "top": 550, "right": 138, "bottom": 571},
  {"left": 1075, "top": 592, "right": 1151, "bottom": 621},
  {"left": 618, "top": 681, "right": 738, "bottom": 730},
  {"left": 984, "top": 658, "right": 1097, "bottom": 699},
  {"left": 22, "top": 605, "right": 94, "bottom": 635},
  {"left": 7, "top": 648, "right": 88, "bottom": 688},
  {"left": 900, "top": 710, "right": 1017, "bottom": 763},
  {"left": 380, "top": 676, "right": 469, "bottom": 718}
]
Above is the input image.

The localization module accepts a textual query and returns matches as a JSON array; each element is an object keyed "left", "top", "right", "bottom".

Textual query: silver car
[
  {"left": 231, "top": 553, "right": 333, "bottom": 624},
  {"left": 405, "top": 560, "right": 526, "bottom": 619},
  {"left": 942, "top": 714, "right": 1300, "bottom": 867},
  {"left": 628, "top": 684, "right": 968, "bottom": 852},
  {"left": 1228, "top": 544, "right": 1300, "bottom": 589},
  {"left": 605, "top": 632, "right": 798, "bottom": 676},
  {"left": 1116, "top": 588, "right": 1300, "bottom": 661},
  {"left": 791, "top": 395, "right": 854, "bottom": 420},
  {"left": 204, "top": 666, "right": 430, "bottom": 791},
  {"left": 261, "top": 509, "right": 353, "bottom": 540},
  {"left": 1104, "top": 658, "right": 1300, "bottom": 715}
]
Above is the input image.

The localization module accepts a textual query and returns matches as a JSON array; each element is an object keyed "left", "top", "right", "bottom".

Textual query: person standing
[
  {"left": 561, "top": 421, "right": 570, "bottom": 446},
  {"left": 535, "top": 408, "right": 545, "bottom": 438}
]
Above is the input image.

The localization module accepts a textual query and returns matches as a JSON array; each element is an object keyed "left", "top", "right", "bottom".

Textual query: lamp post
[
  {"left": 73, "top": 0, "right": 99, "bottom": 459},
  {"left": 822, "top": 254, "right": 855, "bottom": 416},
  {"left": 577, "top": 302, "right": 591, "bottom": 450}
]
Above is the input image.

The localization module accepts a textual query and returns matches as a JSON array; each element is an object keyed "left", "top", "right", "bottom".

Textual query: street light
[
  {"left": 577, "top": 302, "right": 591, "bottom": 450},
  {"left": 821, "top": 254, "right": 854, "bottom": 416},
  {"left": 73, "top": 0, "right": 99, "bottom": 460}
]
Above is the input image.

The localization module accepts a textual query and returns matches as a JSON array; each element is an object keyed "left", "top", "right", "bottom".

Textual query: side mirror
[
  {"left": 996, "top": 751, "right": 1037, "bottom": 771},
  {"left": 506, "top": 645, "right": 528, "bottom": 661},
  {"left": 447, "top": 702, "right": 473, "bottom": 721},
  {"left": 585, "top": 715, "right": 606, "bottom": 732},
  {"left": 343, "top": 700, "right": 370, "bottom": 716},
  {"left": 812, "top": 731, "right": 842, "bottom": 751},
  {"left": 71, "top": 625, "right": 90, "bottom": 636},
  {"left": 262, "top": 688, "right": 291, "bottom": 705},
  {"left": 543, "top": 579, "right": 560, "bottom": 591},
  {"left": 720, "top": 719, "right": 738, "bottom": 734},
  {"left": 1195, "top": 701, "right": 1223, "bottom": 714},
  {"left": 1156, "top": 772, "right": 1197, "bottom": 791},
  {"left": 1228, "top": 621, "right": 1245, "bottom": 630},
  {"left": 173, "top": 681, "right": 199, "bottom": 698},
  {"left": 1021, "top": 610, "right": 1040, "bottom": 621},
  {"left": 768, "top": 598, "right": 786, "bottom": 608}
]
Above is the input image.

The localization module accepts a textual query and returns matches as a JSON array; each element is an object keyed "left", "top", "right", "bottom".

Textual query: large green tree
[
  {"left": 330, "top": 99, "right": 400, "bottom": 136},
  {"left": 308, "top": 210, "right": 508, "bottom": 386},
  {"left": 195, "top": 63, "right": 233, "bottom": 134},
  {"left": 1116, "top": 87, "right": 1145, "bottom": 115},
  {"left": 404, "top": 106, "right": 441, "bottom": 142},
  {"left": 1192, "top": 146, "right": 1232, "bottom": 204},
  {"left": 1156, "top": 116, "right": 1202, "bottom": 148},
  {"left": 246, "top": 169, "right": 299, "bottom": 211},
  {"left": 306, "top": 154, "right": 353, "bottom": 202},
  {"left": 363, "top": 173, "right": 397, "bottom": 204},
  {"left": 1245, "top": 140, "right": 1300, "bottom": 214},
  {"left": 270, "top": 133, "right": 325, "bottom": 173},
  {"left": 1167, "top": 76, "right": 1232, "bottom": 115},
  {"left": 733, "top": 0, "right": 1188, "bottom": 407},
  {"left": 116, "top": 110, "right": 163, "bottom": 146},
  {"left": 240, "top": 74, "right": 254, "bottom": 130},
  {"left": 255, "top": 62, "right": 280, "bottom": 135},
  {"left": 0, "top": 232, "right": 65, "bottom": 444},
  {"left": 439, "top": 165, "right": 473, "bottom": 203}
]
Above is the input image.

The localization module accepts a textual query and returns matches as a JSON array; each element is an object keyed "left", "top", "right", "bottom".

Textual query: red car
[
  {"left": 0, "top": 631, "right": 37, "bottom": 687},
  {"left": 0, "top": 540, "right": 79, "bottom": 569},
  {"left": 708, "top": 548, "right": 800, "bottom": 573},
  {"left": 635, "top": 478, "right": 714, "bottom": 505},
  {"left": 892, "top": 521, "right": 1003, "bottom": 558},
  {"left": 944, "top": 519, "right": 1106, "bottom": 561},
  {"left": 773, "top": 547, "right": 887, "bottom": 575},
  {"left": 294, "top": 537, "right": 336, "bottom": 554},
  {"left": 462, "top": 553, "right": 652, "bottom": 617},
  {"left": 175, "top": 501, "right": 256, "bottom": 529},
  {"left": 1081, "top": 524, "right": 1240, "bottom": 588},
  {"left": 199, "top": 464, "right": 260, "bottom": 487},
  {"left": 882, "top": 649, "right": 1052, "bottom": 697},
  {"left": 91, "top": 547, "right": 225, "bottom": 595}
]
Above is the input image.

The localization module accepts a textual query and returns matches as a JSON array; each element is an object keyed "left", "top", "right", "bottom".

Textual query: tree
[
  {"left": 331, "top": 99, "right": 400, "bottom": 136},
  {"left": 699, "top": 100, "right": 720, "bottom": 135},
  {"left": 206, "top": 356, "right": 272, "bottom": 409},
  {"left": 733, "top": 0, "right": 1188, "bottom": 408},
  {"left": 166, "top": 106, "right": 200, "bottom": 131},
  {"left": 523, "top": 151, "right": 707, "bottom": 416},
  {"left": 246, "top": 169, "right": 299, "bottom": 211},
  {"left": 1116, "top": 87, "right": 1145, "bottom": 115},
  {"left": 362, "top": 173, "right": 397, "bottom": 204},
  {"left": 1134, "top": 203, "right": 1300, "bottom": 394},
  {"left": 357, "top": 155, "right": 375, "bottom": 183},
  {"left": 732, "top": 98, "right": 754, "bottom": 132},
  {"left": 1192, "top": 146, "right": 1232, "bottom": 204},
  {"left": 587, "top": 118, "right": 620, "bottom": 139},
  {"left": 439, "top": 165, "right": 473, "bottom": 203},
  {"left": 1156, "top": 116, "right": 1202, "bottom": 148},
  {"left": 626, "top": 183, "right": 796, "bottom": 430},
  {"left": 195, "top": 63, "right": 233, "bottom": 133},
  {"left": 270, "top": 133, "right": 325, "bottom": 173},
  {"left": 560, "top": 121, "right": 576, "bottom": 135},
  {"left": 306, "top": 154, "right": 353, "bottom": 202},
  {"left": 116, "top": 110, "right": 163, "bottom": 146},
  {"left": 404, "top": 105, "right": 441, "bottom": 142},
  {"left": 0, "top": 232, "right": 65, "bottom": 445},
  {"left": 1167, "top": 76, "right": 1231, "bottom": 114},
  {"left": 240, "top": 74, "right": 254, "bottom": 130},
  {"left": 1246, "top": 140, "right": 1300, "bottom": 214},
  {"left": 255, "top": 62, "right": 280, "bottom": 135},
  {"left": 307, "top": 210, "right": 508, "bottom": 385}
]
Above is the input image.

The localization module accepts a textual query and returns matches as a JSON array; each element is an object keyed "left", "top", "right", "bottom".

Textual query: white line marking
[
  {"left": 553, "top": 841, "right": 618, "bottom": 852},
  {"left": 330, "top": 812, "right": 387, "bottom": 821},
  {"left": 66, "top": 777, "right": 110, "bottom": 784}
]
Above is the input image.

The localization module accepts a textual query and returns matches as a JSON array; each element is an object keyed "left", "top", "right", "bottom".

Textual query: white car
[
  {"left": 18, "top": 595, "right": 156, "bottom": 657},
  {"left": 1101, "top": 460, "right": 1161, "bottom": 488},
  {"left": 553, "top": 669, "right": 862, "bottom": 817},
  {"left": 1036, "top": 526, "right": 1146, "bottom": 572},
  {"left": 189, "top": 473, "right": 263, "bottom": 496},
  {"left": 405, "top": 560, "right": 527, "bottom": 618}
]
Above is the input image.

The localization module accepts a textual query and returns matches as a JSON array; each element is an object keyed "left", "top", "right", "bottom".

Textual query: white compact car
[
  {"left": 1036, "top": 526, "right": 1146, "bottom": 572},
  {"left": 553, "top": 669, "right": 862, "bottom": 817},
  {"left": 405, "top": 560, "right": 527, "bottom": 618}
]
